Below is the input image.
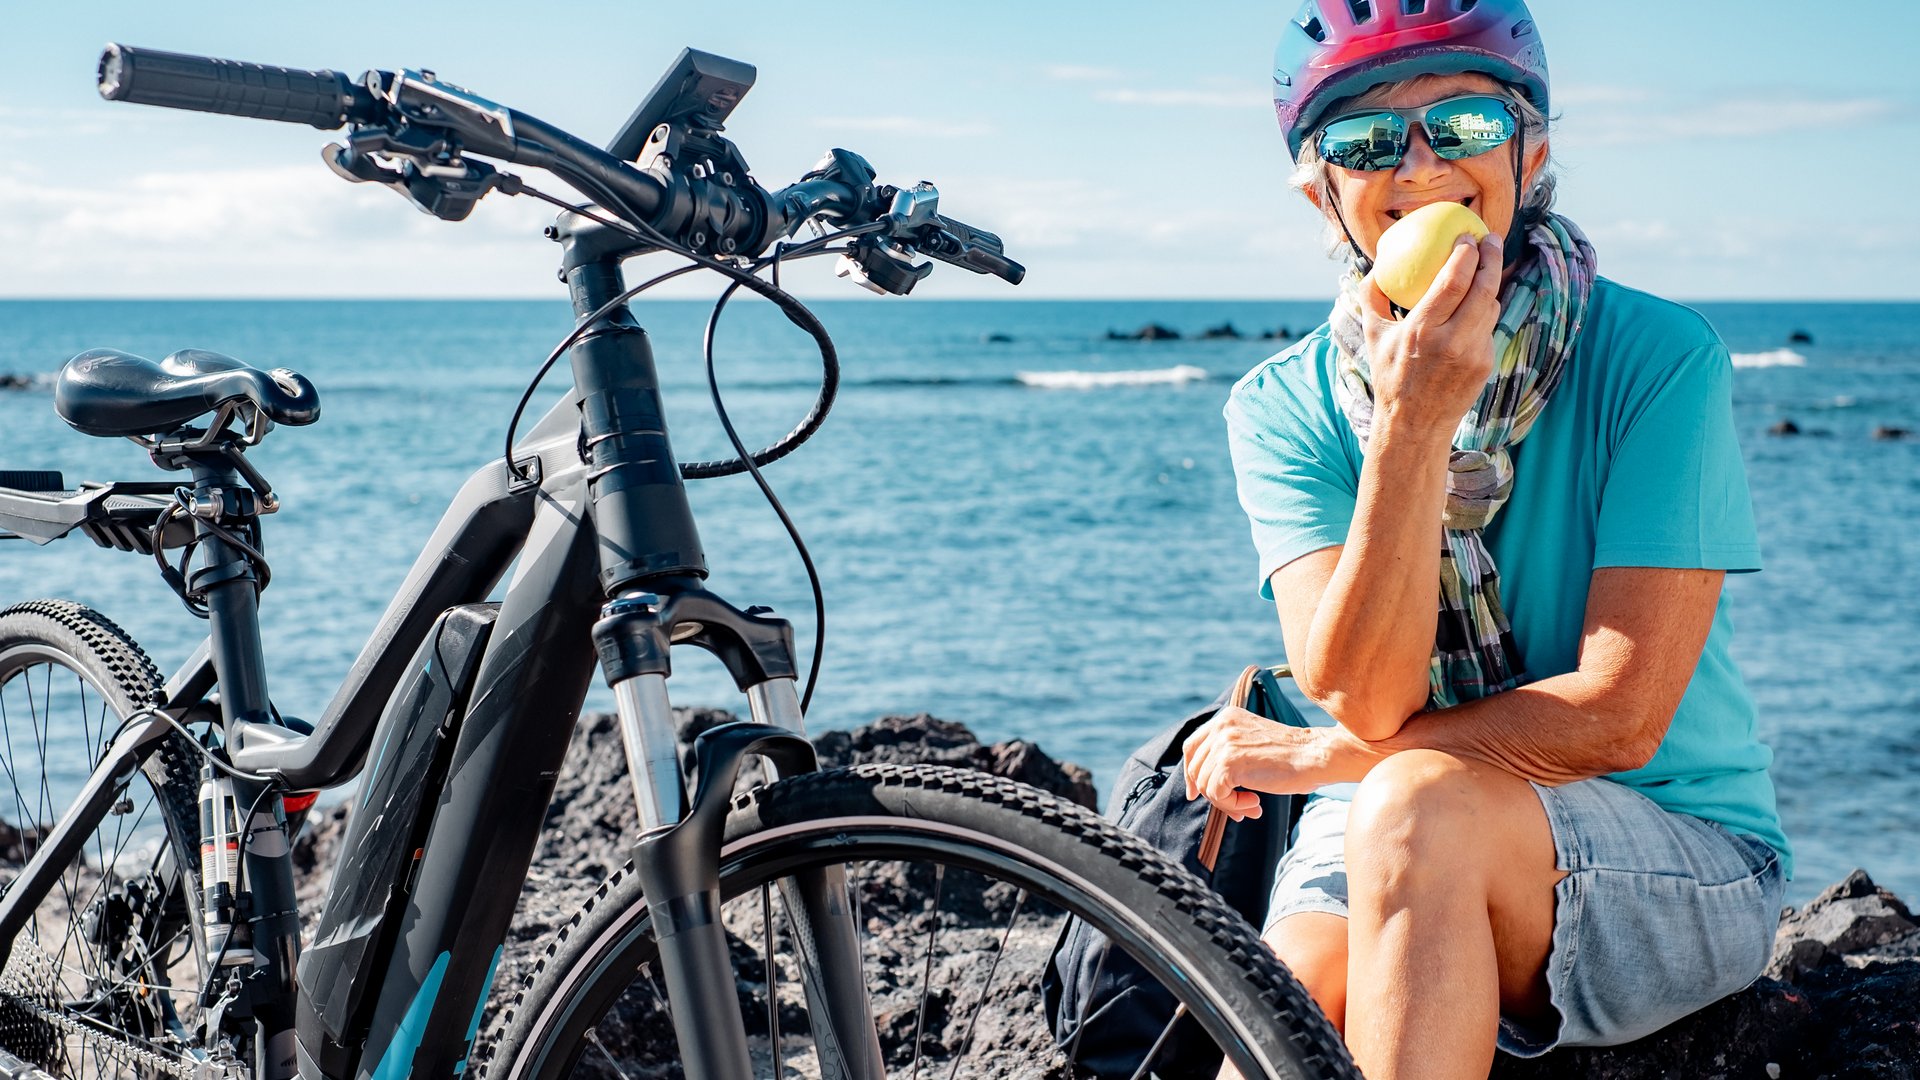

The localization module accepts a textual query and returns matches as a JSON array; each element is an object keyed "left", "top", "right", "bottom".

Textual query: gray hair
[{"left": 1290, "top": 80, "right": 1556, "bottom": 263}]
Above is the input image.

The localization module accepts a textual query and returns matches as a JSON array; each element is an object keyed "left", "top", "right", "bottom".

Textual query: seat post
[{"left": 184, "top": 453, "right": 274, "bottom": 728}]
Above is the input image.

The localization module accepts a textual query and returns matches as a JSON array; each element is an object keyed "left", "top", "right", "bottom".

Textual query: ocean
[{"left": 1, "top": 297, "right": 1915, "bottom": 905}]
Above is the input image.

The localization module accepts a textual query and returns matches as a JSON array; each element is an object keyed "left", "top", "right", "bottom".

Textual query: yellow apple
[{"left": 1372, "top": 202, "right": 1491, "bottom": 310}]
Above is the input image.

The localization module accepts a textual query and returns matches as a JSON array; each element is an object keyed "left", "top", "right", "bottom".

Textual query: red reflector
[{"left": 283, "top": 792, "right": 320, "bottom": 814}]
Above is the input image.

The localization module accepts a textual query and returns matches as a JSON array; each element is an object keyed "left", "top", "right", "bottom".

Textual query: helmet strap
[
  {"left": 1504, "top": 123, "right": 1527, "bottom": 270},
  {"left": 1327, "top": 187, "right": 1374, "bottom": 277}
]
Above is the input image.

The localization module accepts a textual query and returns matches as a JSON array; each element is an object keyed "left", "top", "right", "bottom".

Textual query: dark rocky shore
[{"left": 293, "top": 712, "right": 1918, "bottom": 1079}]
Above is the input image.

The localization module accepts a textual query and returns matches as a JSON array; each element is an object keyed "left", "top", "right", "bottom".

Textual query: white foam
[
  {"left": 1016, "top": 365, "right": 1211, "bottom": 390},
  {"left": 1730, "top": 349, "right": 1807, "bottom": 369}
]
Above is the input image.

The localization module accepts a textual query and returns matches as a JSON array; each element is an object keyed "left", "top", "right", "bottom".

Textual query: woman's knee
[
  {"left": 1344, "top": 749, "right": 1530, "bottom": 895},
  {"left": 1264, "top": 911, "right": 1349, "bottom": 1033}
]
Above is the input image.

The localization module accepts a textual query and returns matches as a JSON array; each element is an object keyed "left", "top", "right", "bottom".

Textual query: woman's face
[{"left": 1314, "top": 72, "right": 1548, "bottom": 261}]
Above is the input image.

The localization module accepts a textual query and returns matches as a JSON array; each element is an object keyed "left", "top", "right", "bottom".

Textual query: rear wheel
[
  {"left": 488, "top": 764, "right": 1357, "bottom": 1080},
  {"left": 0, "top": 601, "right": 210, "bottom": 1080}
]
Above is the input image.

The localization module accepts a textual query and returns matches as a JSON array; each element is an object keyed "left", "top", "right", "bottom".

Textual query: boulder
[
  {"left": 289, "top": 716, "right": 1920, "bottom": 1080},
  {"left": 1496, "top": 869, "right": 1920, "bottom": 1079}
]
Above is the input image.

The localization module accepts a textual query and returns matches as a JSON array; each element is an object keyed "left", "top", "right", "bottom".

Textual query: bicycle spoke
[
  {"left": 944, "top": 888, "right": 1026, "bottom": 1080},
  {"left": 1063, "top": 928, "right": 1117, "bottom": 1067},
  {"left": 1127, "top": 1003, "right": 1188, "bottom": 1080},
  {"left": 585, "top": 1028, "right": 637, "bottom": 1080},
  {"left": 908, "top": 863, "right": 946, "bottom": 1079},
  {"left": 762, "top": 880, "right": 782, "bottom": 1080}
]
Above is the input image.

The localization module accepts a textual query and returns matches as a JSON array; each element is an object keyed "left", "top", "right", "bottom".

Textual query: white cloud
[
  {"left": 811, "top": 116, "right": 997, "bottom": 138},
  {"left": 1095, "top": 88, "right": 1267, "bottom": 109},
  {"left": 0, "top": 162, "right": 564, "bottom": 296},
  {"left": 1566, "top": 93, "right": 1901, "bottom": 145},
  {"left": 1044, "top": 64, "right": 1123, "bottom": 82}
]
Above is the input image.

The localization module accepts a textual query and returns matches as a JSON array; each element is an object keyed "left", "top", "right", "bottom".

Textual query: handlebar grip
[{"left": 98, "top": 43, "right": 369, "bottom": 130}]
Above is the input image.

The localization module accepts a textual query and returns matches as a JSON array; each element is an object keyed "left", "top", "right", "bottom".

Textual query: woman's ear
[{"left": 1523, "top": 136, "right": 1550, "bottom": 192}]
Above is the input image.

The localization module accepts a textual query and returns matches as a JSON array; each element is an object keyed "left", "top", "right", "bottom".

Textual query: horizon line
[{"left": 4, "top": 295, "right": 1918, "bottom": 305}]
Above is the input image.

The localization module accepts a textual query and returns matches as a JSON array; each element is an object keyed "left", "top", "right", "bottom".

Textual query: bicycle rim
[
  {"left": 0, "top": 612, "right": 207, "bottom": 1080},
  {"left": 493, "top": 765, "right": 1355, "bottom": 1080}
]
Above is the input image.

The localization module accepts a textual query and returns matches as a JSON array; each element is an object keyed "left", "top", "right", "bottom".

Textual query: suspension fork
[
  {"left": 565, "top": 229, "right": 878, "bottom": 1078},
  {"left": 593, "top": 591, "right": 884, "bottom": 1080}
]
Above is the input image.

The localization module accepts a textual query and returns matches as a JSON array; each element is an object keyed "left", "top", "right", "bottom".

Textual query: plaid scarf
[{"left": 1329, "top": 214, "right": 1598, "bottom": 708}]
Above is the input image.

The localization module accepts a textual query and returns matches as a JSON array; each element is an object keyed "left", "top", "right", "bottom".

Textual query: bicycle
[{"left": 0, "top": 43, "right": 1358, "bottom": 1080}]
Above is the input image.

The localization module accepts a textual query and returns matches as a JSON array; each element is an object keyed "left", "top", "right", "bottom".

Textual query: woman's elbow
[
  {"left": 1609, "top": 711, "right": 1672, "bottom": 773},
  {"left": 1294, "top": 674, "right": 1417, "bottom": 742}
]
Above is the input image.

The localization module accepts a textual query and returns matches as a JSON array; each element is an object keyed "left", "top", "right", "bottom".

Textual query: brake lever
[{"left": 323, "top": 129, "right": 521, "bottom": 222}]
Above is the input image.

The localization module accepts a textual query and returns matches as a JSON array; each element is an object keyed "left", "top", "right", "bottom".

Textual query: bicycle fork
[{"left": 593, "top": 588, "right": 885, "bottom": 1080}]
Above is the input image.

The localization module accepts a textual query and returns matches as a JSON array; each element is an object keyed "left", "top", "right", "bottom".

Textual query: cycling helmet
[{"left": 1274, "top": 0, "right": 1549, "bottom": 160}]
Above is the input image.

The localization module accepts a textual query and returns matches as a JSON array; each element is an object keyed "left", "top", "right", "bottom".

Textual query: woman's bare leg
[
  {"left": 1342, "top": 749, "right": 1565, "bottom": 1080},
  {"left": 1216, "top": 911, "right": 1349, "bottom": 1079}
]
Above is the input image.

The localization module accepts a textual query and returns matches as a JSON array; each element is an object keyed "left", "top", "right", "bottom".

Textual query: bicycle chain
[{"left": 0, "top": 943, "right": 201, "bottom": 1080}]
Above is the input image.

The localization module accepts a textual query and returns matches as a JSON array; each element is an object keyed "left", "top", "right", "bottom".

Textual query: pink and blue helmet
[{"left": 1274, "top": 0, "right": 1550, "bottom": 161}]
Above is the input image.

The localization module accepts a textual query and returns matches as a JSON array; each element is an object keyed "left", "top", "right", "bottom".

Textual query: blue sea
[{"left": 1, "top": 297, "right": 1916, "bottom": 905}]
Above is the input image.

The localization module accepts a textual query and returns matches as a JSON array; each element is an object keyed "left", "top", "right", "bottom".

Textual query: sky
[{"left": 2, "top": 1, "right": 1916, "bottom": 301}]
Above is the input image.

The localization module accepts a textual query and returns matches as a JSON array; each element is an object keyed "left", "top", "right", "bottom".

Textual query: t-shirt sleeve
[
  {"left": 1224, "top": 372, "right": 1358, "bottom": 600},
  {"left": 1593, "top": 342, "right": 1762, "bottom": 572}
]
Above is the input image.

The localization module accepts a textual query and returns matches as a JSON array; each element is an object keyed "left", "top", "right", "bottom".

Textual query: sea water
[{"left": 1, "top": 297, "right": 1914, "bottom": 905}]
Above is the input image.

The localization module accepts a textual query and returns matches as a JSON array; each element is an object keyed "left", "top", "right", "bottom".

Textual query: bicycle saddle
[{"left": 54, "top": 347, "right": 321, "bottom": 439}]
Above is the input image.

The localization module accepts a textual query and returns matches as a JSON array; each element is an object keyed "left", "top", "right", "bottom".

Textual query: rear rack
[{"left": 0, "top": 471, "right": 191, "bottom": 554}]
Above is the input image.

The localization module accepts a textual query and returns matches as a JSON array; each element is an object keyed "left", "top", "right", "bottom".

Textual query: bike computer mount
[{"left": 607, "top": 47, "right": 754, "bottom": 184}]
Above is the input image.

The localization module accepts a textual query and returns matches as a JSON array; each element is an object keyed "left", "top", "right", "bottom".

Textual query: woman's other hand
[{"left": 1181, "top": 708, "right": 1384, "bottom": 819}]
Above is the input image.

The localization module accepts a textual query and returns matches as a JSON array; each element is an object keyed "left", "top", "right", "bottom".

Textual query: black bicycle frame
[{"left": 0, "top": 225, "right": 880, "bottom": 1080}]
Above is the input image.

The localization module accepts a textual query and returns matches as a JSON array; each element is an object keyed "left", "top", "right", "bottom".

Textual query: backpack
[{"left": 1043, "top": 665, "right": 1311, "bottom": 1079}]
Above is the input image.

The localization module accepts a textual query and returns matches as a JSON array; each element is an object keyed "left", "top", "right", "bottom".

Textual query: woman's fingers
[
  {"left": 1359, "top": 272, "right": 1396, "bottom": 321},
  {"left": 1409, "top": 236, "right": 1484, "bottom": 323}
]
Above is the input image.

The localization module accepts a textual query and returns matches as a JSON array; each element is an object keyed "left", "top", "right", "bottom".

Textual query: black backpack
[{"left": 1043, "top": 665, "right": 1311, "bottom": 1079}]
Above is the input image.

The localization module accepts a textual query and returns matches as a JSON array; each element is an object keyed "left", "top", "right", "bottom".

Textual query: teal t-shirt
[{"left": 1223, "top": 277, "right": 1790, "bottom": 876}]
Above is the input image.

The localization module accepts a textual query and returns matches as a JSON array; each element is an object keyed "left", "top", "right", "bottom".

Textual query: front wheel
[{"left": 487, "top": 764, "right": 1356, "bottom": 1080}]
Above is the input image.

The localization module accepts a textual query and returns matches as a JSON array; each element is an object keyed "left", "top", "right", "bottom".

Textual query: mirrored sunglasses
[{"left": 1316, "top": 94, "right": 1518, "bottom": 172}]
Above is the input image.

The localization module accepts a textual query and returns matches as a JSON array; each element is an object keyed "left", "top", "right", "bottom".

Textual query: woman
[{"left": 1181, "top": 3, "right": 1790, "bottom": 1077}]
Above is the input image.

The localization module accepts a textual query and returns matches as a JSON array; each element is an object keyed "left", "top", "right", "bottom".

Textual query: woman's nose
[{"left": 1394, "top": 127, "right": 1450, "bottom": 184}]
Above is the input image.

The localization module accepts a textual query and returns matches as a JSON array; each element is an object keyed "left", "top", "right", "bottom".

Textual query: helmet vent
[
  {"left": 1347, "top": 0, "right": 1374, "bottom": 21},
  {"left": 1404, "top": 0, "right": 1427, "bottom": 12},
  {"left": 1299, "top": 13, "right": 1328, "bottom": 42},
  {"left": 1459, "top": 0, "right": 1479, "bottom": 10}
]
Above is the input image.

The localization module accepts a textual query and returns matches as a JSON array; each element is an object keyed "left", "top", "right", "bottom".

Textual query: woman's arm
[
  {"left": 1365, "top": 565, "right": 1723, "bottom": 781},
  {"left": 1184, "top": 565, "right": 1725, "bottom": 814},
  {"left": 1274, "top": 235, "right": 1506, "bottom": 740}
]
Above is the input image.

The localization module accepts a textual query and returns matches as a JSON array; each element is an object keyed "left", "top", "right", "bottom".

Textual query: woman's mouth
[{"left": 1387, "top": 195, "right": 1475, "bottom": 221}]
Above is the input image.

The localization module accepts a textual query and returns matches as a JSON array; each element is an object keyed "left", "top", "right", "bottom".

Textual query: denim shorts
[{"left": 1261, "top": 778, "right": 1787, "bottom": 1056}]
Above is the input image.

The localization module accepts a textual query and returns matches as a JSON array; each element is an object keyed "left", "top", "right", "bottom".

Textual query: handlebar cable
[
  {"left": 499, "top": 179, "right": 882, "bottom": 484},
  {"left": 499, "top": 255, "right": 704, "bottom": 484},
  {"left": 701, "top": 241, "right": 828, "bottom": 713},
  {"left": 499, "top": 179, "right": 883, "bottom": 483}
]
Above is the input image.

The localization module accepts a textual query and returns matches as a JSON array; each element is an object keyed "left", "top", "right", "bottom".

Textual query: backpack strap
[{"left": 1197, "top": 665, "right": 1266, "bottom": 870}]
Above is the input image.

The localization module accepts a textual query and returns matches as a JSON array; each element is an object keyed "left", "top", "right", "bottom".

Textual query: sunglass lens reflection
[
  {"left": 1424, "top": 97, "right": 1515, "bottom": 161},
  {"left": 1319, "top": 113, "right": 1408, "bottom": 171}
]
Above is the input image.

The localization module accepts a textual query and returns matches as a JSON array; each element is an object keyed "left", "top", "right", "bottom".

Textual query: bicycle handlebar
[
  {"left": 97, "top": 43, "right": 380, "bottom": 130},
  {"left": 95, "top": 44, "right": 1024, "bottom": 290}
]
